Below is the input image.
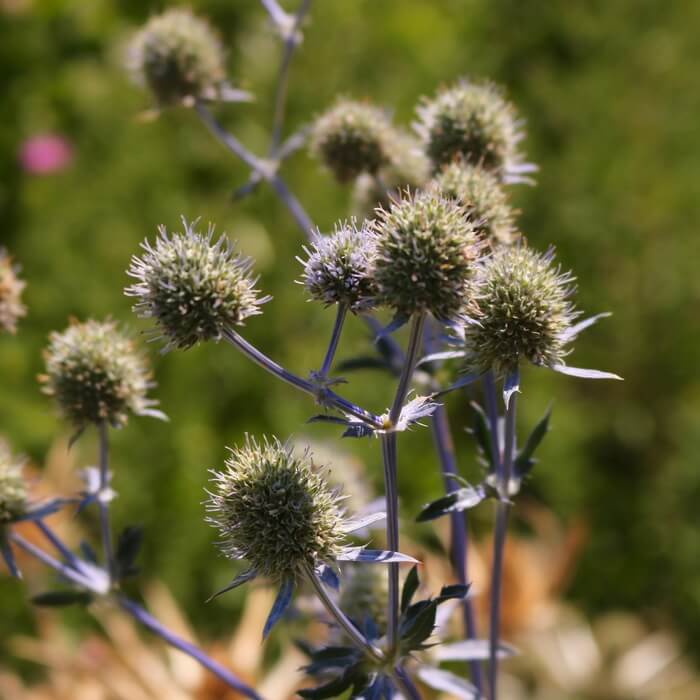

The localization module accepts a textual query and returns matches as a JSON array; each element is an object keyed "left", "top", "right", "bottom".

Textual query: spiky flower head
[
  {"left": 430, "top": 161, "right": 518, "bottom": 246},
  {"left": 125, "top": 219, "right": 269, "bottom": 351},
  {"left": 339, "top": 565, "right": 389, "bottom": 632},
  {"left": 0, "top": 441, "right": 26, "bottom": 524},
  {"left": 310, "top": 99, "right": 396, "bottom": 182},
  {"left": 464, "top": 245, "right": 578, "bottom": 375},
  {"left": 127, "top": 8, "right": 227, "bottom": 106},
  {"left": 206, "top": 436, "right": 346, "bottom": 584},
  {"left": 372, "top": 190, "right": 483, "bottom": 321},
  {"left": 0, "top": 249, "right": 26, "bottom": 334},
  {"left": 40, "top": 320, "right": 160, "bottom": 429},
  {"left": 416, "top": 79, "right": 525, "bottom": 179},
  {"left": 298, "top": 221, "right": 378, "bottom": 312}
]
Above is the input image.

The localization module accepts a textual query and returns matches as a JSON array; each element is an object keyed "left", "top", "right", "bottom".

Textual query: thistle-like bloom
[
  {"left": 0, "top": 249, "right": 26, "bottom": 334},
  {"left": 125, "top": 219, "right": 269, "bottom": 351},
  {"left": 127, "top": 8, "right": 227, "bottom": 106},
  {"left": 415, "top": 79, "right": 528, "bottom": 180},
  {"left": 298, "top": 221, "right": 378, "bottom": 312},
  {"left": 310, "top": 99, "right": 396, "bottom": 182},
  {"left": 0, "top": 442, "right": 27, "bottom": 525},
  {"left": 372, "top": 190, "right": 483, "bottom": 321},
  {"left": 40, "top": 319, "right": 161, "bottom": 429},
  {"left": 464, "top": 245, "right": 578, "bottom": 376},
  {"left": 206, "top": 436, "right": 346, "bottom": 584},
  {"left": 430, "top": 161, "right": 518, "bottom": 246}
]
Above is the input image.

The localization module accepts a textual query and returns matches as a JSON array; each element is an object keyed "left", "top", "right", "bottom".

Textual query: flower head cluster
[
  {"left": 372, "top": 190, "right": 483, "bottom": 321},
  {"left": 127, "top": 8, "right": 227, "bottom": 106},
  {"left": 206, "top": 436, "right": 346, "bottom": 583},
  {"left": 416, "top": 79, "right": 525, "bottom": 178},
  {"left": 126, "top": 219, "right": 269, "bottom": 351},
  {"left": 0, "top": 442, "right": 26, "bottom": 524},
  {"left": 0, "top": 249, "right": 26, "bottom": 334},
  {"left": 430, "top": 161, "right": 517, "bottom": 246},
  {"left": 299, "top": 221, "right": 378, "bottom": 312},
  {"left": 40, "top": 320, "right": 159, "bottom": 429},
  {"left": 310, "top": 99, "right": 396, "bottom": 182},
  {"left": 464, "top": 245, "right": 578, "bottom": 375}
]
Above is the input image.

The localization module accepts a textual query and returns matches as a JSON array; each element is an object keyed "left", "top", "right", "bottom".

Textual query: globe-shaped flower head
[
  {"left": 125, "top": 219, "right": 269, "bottom": 351},
  {"left": 0, "top": 442, "right": 27, "bottom": 525},
  {"left": 0, "top": 249, "right": 26, "bottom": 334},
  {"left": 372, "top": 190, "right": 483, "bottom": 322},
  {"left": 416, "top": 79, "right": 527, "bottom": 179},
  {"left": 464, "top": 245, "right": 578, "bottom": 376},
  {"left": 430, "top": 161, "right": 518, "bottom": 246},
  {"left": 127, "top": 8, "right": 227, "bottom": 106},
  {"left": 206, "top": 436, "right": 346, "bottom": 584},
  {"left": 299, "top": 220, "right": 378, "bottom": 312},
  {"left": 310, "top": 99, "right": 396, "bottom": 182},
  {"left": 40, "top": 320, "right": 159, "bottom": 429}
]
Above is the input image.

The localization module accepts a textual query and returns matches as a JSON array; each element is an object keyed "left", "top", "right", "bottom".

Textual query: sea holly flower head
[
  {"left": 125, "top": 218, "right": 269, "bottom": 351},
  {"left": 310, "top": 99, "right": 396, "bottom": 182},
  {"left": 40, "top": 319, "right": 162, "bottom": 429},
  {"left": 372, "top": 190, "right": 483, "bottom": 322},
  {"left": 127, "top": 8, "right": 227, "bottom": 107},
  {"left": 415, "top": 79, "right": 529, "bottom": 181},
  {"left": 0, "top": 248, "right": 27, "bottom": 335},
  {"left": 298, "top": 220, "right": 378, "bottom": 312},
  {"left": 430, "top": 161, "right": 518, "bottom": 246},
  {"left": 0, "top": 442, "right": 27, "bottom": 525}
]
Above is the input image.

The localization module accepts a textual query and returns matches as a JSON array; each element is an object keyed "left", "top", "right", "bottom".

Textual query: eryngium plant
[
  {"left": 206, "top": 436, "right": 346, "bottom": 584},
  {"left": 430, "top": 161, "right": 517, "bottom": 246},
  {"left": 125, "top": 219, "right": 269, "bottom": 351},
  {"left": 39, "top": 319, "right": 160, "bottom": 429},
  {"left": 127, "top": 8, "right": 227, "bottom": 106},
  {"left": 299, "top": 221, "right": 378, "bottom": 312},
  {"left": 310, "top": 99, "right": 396, "bottom": 182},
  {"left": 416, "top": 79, "right": 525, "bottom": 178},
  {"left": 0, "top": 442, "right": 26, "bottom": 524},
  {"left": 372, "top": 190, "right": 483, "bottom": 321},
  {"left": 0, "top": 248, "right": 26, "bottom": 334},
  {"left": 464, "top": 245, "right": 578, "bottom": 375}
]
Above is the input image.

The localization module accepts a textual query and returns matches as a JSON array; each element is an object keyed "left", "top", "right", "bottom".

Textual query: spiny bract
[
  {"left": 464, "top": 245, "right": 578, "bottom": 375},
  {"left": 299, "top": 221, "right": 378, "bottom": 312},
  {"left": 125, "top": 219, "right": 269, "bottom": 351},
  {"left": 127, "top": 8, "right": 227, "bottom": 106},
  {"left": 40, "top": 320, "right": 159, "bottom": 429},
  {"left": 0, "top": 442, "right": 26, "bottom": 524},
  {"left": 0, "top": 249, "right": 26, "bottom": 335},
  {"left": 430, "top": 161, "right": 518, "bottom": 246},
  {"left": 206, "top": 436, "right": 346, "bottom": 583},
  {"left": 372, "top": 190, "right": 483, "bottom": 321},
  {"left": 310, "top": 99, "right": 396, "bottom": 182},
  {"left": 416, "top": 79, "right": 525, "bottom": 178}
]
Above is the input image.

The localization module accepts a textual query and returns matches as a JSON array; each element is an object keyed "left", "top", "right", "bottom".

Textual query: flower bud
[
  {"left": 0, "top": 442, "right": 26, "bottom": 524},
  {"left": 40, "top": 319, "right": 158, "bottom": 429},
  {"left": 126, "top": 219, "right": 269, "bottom": 351},
  {"left": 0, "top": 249, "right": 26, "bottom": 334},
  {"left": 372, "top": 190, "right": 483, "bottom": 321},
  {"left": 206, "top": 436, "right": 346, "bottom": 583},
  {"left": 416, "top": 79, "right": 525, "bottom": 178},
  {"left": 299, "top": 221, "right": 377, "bottom": 312},
  {"left": 127, "top": 9, "right": 227, "bottom": 106},
  {"left": 430, "top": 161, "right": 517, "bottom": 246},
  {"left": 310, "top": 99, "right": 395, "bottom": 182},
  {"left": 464, "top": 245, "right": 577, "bottom": 375}
]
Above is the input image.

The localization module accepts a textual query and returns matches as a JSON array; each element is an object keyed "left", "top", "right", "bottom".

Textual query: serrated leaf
[
  {"left": 514, "top": 406, "right": 552, "bottom": 477},
  {"left": 207, "top": 568, "right": 257, "bottom": 603},
  {"left": 401, "top": 565, "right": 420, "bottom": 613},
  {"left": 303, "top": 645, "right": 362, "bottom": 674},
  {"left": 115, "top": 526, "right": 143, "bottom": 579},
  {"left": 298, "top": 670, "right": 356, "bottom": 699},
  {"left": 31, "top": 590, "right": 92, "bottom": 607},
  {"left": 342, "top": 423, "right": 375, "bottom": 439},
  {"left": 416, "top": 485, "right": 486, "bottom": 522},
  {"left": 263, "top": 578, "right": 294, "bottom": 639},
  {"left": 336, "top": 356, "right": 393, "bottom": 374},
  {"left": 341, "top": 512, "right": 386, "bottom": 533},
  {"left": 399, "top": 599, "right": 438, "bottom": 651},
  {"left": 307, "top": 414, "right": 350, "bottom": 426},
  {"left": 415, "top": 666, "right": 478, "bottom": 699},
  {"left": 436, "top": 583, "right": 470, "bottom": 602},
  {"left": 559, "top": 312, "right": 612, "bottom": 342},
  {"left": 337, "top": 548, "right": 418, "bottom": 564},
  {"left": 550, "top": 364, "right": 622, "bottom": 380},
  {"left": 433, "top": 639, "right": 518, "bottom": 662},
  {"left": 469, "top": 402, "right": 494, "bottom": 468},
  {"left": 433, "top": 372, "right": 483, "bottom": 398}
]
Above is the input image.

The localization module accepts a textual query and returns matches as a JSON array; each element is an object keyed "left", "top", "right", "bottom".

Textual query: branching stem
[{"left": 318, "top": 303, "right": 347, "bottom": 378}]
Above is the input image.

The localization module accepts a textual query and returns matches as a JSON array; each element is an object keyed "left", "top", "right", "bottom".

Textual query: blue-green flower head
[
  {"left": 464, "top": 245, "right": 578, "bottom": 376},
  {"left": 125, "top": 218, "right": 269, "bottom": 351},
  {"left": 206, "top": 436, "right": 347, "bottom": 584},
  {"left": 372, "top": 190, "right": 483, "bottom": 321},
  {"left": 0, "top": 442, "right": 26, "bottom": 524}
]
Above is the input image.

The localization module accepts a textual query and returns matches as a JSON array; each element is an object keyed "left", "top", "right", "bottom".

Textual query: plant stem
[
  {"left": 482, "top": 370, "right": 501, "bottom": 471},
  {"left": 222, "top": 327, "right": 381, "bottom": 428},
  {"left": 319, "top": 304, "right": 347, "bottom": 378},
  {"left": 97, "top": 422, "right": 114, "bottom": 582},
  {"left": 118, "top": 595, "right": 263, "bottom": 700},
  {"left": 34, "top": 520, "right": 82, "bottom": 572},
  {"left": 488, "top": 386, "right": 517, "bottom": 700},
  {"left": 259, "top": 0, "right": 290, "bottom": 32},
  {"left": 391, "top": 665, "right": 422, "bottom": 700}
]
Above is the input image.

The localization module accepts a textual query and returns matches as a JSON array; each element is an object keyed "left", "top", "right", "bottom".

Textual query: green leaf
[
  {"left": 31, "top": 591, "right": 92, "bottom": 607},
  {"left": 514, "top": 406, "right": 552, "bottom": 477},
  {"left": 115, "top": 525, "right": 143, "bottom": 579},
  {"left": 401, "top": 565, "right": 420, "bottom": 613},
  {"left": 469, "top": 402, "right": 493, "bottom": 468},
  {"left": 416, "top": 485, "right": 487, "bottom": 522}
]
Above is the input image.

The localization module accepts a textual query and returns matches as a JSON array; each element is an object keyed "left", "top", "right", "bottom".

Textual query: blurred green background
[{"left": 1, "top": 0, "right": 700, "bottom": 674}]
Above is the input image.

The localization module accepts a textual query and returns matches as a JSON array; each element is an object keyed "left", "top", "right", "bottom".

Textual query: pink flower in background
[{"left": 19, "top": 134, "right": 73, "bottom": 175}]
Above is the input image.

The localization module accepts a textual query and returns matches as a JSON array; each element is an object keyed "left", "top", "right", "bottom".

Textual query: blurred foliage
[{"left": 1, "top": 0, "right": 699, "bottom": 675}]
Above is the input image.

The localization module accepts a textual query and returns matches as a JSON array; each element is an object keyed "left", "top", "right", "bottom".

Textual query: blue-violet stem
[
  {"left": 97, "top": 422, "right": 114, "bottom": 582},
  {"left": 318, "top": 303, "right": 347, "bottom": 378}
]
